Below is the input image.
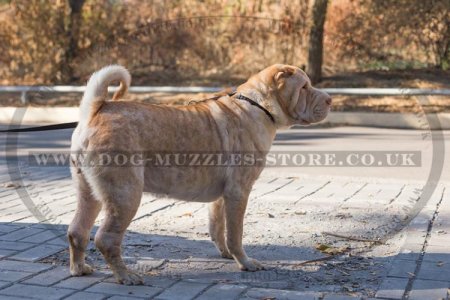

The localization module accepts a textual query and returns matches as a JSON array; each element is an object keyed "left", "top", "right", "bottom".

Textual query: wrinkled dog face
[{"left": 272, "top": 65, "right": 332, "bottom": 125}]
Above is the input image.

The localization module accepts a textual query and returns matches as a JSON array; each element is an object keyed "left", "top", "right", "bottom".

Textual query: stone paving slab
[
  {"left": 0, "top": 260, "right": 52, "bottom": 273},
  {"left": 19, "top": 230, "right": 65, "bottom": 244},
  {"left": 0, "top": 249, "right": 17, "bottom": 259},
  {"left": 0, "top": 281, "right": 11, "bottom": 289},
  {"left": 375, "top": 277, "right": 409, "bottom": 299},
  {"left": 53, "top": 271, "right": 110, "bottom": 290},
  {"left": 196, "top": 284, "right": 247, "bottom": 300},
  {"left": 0, "top": 227, "right": 45, "bottom": 242},
  {"left": 63, "top": 291, "right": 107, "bottom": 300},
  {"left": 103, "top": 274, "right": 177, "bottom": 289},
  {"left": 9, "top": 243, "right": 67, "bottom": 262},
  {"left": 415, "top": 260, "right": 450, "bottom": 282},
  {"left": 85, "top": 282, "right": 163, "bottom": 298},
  {"left": 423, "top": 244, "right": 450, "bottom": 262},
  {"left": 408, "top": 279, "right": 449, "bottom": 300},
  {"left": 22, "top": 266, "right": 71, "bottom": 286},
  {"left": 242, "top": 287, "right": 321, "bottom": 299},
  {"left": 323, "top": 295, "right": 362, "bottom": 300},
  {"left": 107, "top": 296, "right": 146, "bottom": 300},
  {"left": 386, "top": 259, "right": 416, "bottom": 278},
  {"left": 0, "top": 284, "right": 74, "bottom": 300},
  {"left": 0, "top": 224, "right": 22, "bottom": 234},
  {"left": 0, "top": 241, "right": 37, "bottom": 252},
  {"left": 0, "top": 270, "right": 33, "bottom": 282},
  {"left": 154, "top": 281, "right": 211, "bottom": 300}
]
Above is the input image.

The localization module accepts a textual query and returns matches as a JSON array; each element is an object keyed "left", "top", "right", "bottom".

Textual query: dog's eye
[{"left": 302, "top": 84, "right": 308, "bottom": 90}]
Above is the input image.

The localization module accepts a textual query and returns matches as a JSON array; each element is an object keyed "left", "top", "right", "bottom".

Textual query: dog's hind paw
[
  {"left": 220, "top": 249, "right": 233, "bottom": 259},
  {"left": 70, "top": 263, "right": 94, "bottom": 276},
  {"left": 239, "top": 258, "right": 264, "bottom": 272},
  {"left": 115, "top": 270, "right": 144, "bottom": 285}
]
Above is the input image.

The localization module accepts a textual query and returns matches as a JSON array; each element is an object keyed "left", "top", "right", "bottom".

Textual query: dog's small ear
[{"left": 274, "top": 66, "right": 296, "bottom": 83}]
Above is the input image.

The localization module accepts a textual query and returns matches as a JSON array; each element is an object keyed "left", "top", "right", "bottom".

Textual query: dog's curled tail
[{"left": 79, "top": 65, "right": 131, "bottom": 125}]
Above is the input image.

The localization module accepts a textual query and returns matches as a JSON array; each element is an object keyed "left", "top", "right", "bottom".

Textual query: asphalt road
[{"left": 1, "top": 125, "right": 449, "bottom": 183}]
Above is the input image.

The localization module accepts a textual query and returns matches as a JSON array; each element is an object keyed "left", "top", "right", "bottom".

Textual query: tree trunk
[
  {"left": 64, "top": 0, "right": 85, "bottom": 81},
  {"left": 306, "top": 0, "right": 328, "bottom": 84}
]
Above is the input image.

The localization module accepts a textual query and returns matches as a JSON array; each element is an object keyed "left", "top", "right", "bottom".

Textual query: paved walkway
[
  {"left": 0, "top": 163, "right": 448, "bottom": 299},
  {"left": 0, "top": 127, "right": 449, "bottom": 299}
]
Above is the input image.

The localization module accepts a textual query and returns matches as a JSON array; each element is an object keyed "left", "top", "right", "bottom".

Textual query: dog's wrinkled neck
[
  {"left": 235, "top": 86, "right": 273, "bottom": 113},
  {"left": 233, "top": 94, "right": 275, "bottom": 123}
]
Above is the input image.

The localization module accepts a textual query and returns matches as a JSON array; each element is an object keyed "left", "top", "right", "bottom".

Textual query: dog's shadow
[
  {"left": 33, "top": 226, "right": 318, "bottom": 289},
  {"left": 2, "top": 221, "right": 447, "bottom": 294},
  {"left": 14, "top": 222, "right": 425, "bottom": 293}
]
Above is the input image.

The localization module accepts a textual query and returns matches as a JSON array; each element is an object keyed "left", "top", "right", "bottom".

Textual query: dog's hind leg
[
  {"left": 93, "top": 168, "right": 144, "bottom": 285},
  {"left": 209, "top": 197, "right": 232, "bottom": 259},
  {"left": 68, "top": 171, "right": 102, "bottom": 276}
]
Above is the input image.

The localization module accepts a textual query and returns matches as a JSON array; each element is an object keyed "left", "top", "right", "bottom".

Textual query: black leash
[
  {"left": 0, "top": 122, "right": 78, "bottom": 133},
  {"left": 0, "top": 92, "right": 274, "bottom": 133}
]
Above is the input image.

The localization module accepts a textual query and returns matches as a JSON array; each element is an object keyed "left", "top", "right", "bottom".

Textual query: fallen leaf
[
  {"left": 217, "top": 279, "right": 232, "bottom": 284},
  {"left": 337, "top": 269, "right": 350, "bottom": 276},
  {"left": 180, "top": 212, "right": 192, "bottom": 217},
  {"left": 342, "top": 285, "right": 354, "bottom": 292},
  {"left": 315, "top": 243, "right": 332, "bottom": 251},
  {"left": 324, "top": 246, "right": 350, "bottom": 255},
  {"left": 407, "top": 272, "right": 415, "bottom": 277},
  {"left": 315, "top": 243, "right": 349, "bottom": 255},
  {"left": 268, "top": 213, "right": 275, "bottom": 218},
  {"left": 335, "top": 213, "right": 351, "bottom": 219},
  {"left": 3, "top": 182, "right": 21, "bottom": 188}
]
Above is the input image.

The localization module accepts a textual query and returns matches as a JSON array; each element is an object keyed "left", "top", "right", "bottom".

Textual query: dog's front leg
[{"left": 223, "top": 187, "right": 264, "bottom": 271}]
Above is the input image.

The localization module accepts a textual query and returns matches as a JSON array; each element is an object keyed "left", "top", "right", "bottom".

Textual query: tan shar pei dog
[{"left": 68, "top": 64, "right": 332, "bottom": 284}]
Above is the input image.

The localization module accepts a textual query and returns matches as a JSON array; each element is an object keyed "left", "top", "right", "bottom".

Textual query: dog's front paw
[
  {"left": 70, "top": 263, "right": 94, "bottom": 276},
  {"left": 115, "top": 270, "right": 144, "bottom": 285},
  {"left": 220, "top": 249, "right": 233, "bottom": 259},
  {"left": 239, "top": 258, "right": 264, "bottom": 272}
]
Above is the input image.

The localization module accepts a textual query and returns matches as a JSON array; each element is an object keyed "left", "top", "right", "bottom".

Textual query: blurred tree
[
  {"left": 0, "top": 0, "right": 446, "bottom": 85},
  {"left": 0, "top": 0, "right": 127, "bottom": 84},
  {"left": 306, "top": 0, "right": 329, "bottom": 83},
  {"left": 64, "top": 0, "right": 86, "bottom": 81},
  {"left": 327, "top": 0, "right": 449, "bottom": 70}
]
